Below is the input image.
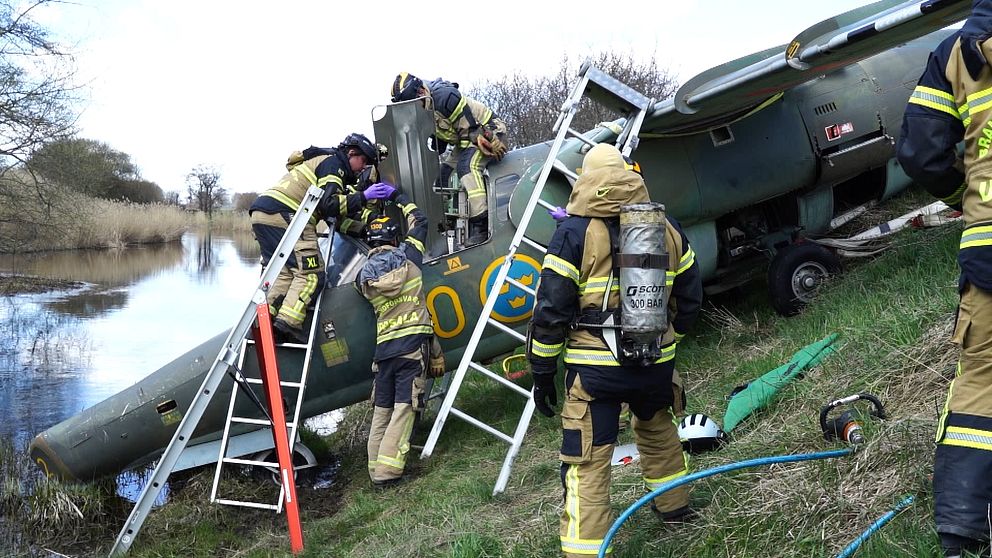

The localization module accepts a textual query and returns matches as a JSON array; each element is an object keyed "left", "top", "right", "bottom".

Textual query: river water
[{"left": 0, "top": 230, "right": 313, "bottom": 451}]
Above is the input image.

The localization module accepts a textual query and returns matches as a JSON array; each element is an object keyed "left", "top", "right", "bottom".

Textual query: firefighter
[
  {"left": 390, "top": 71, "right": 509, "bottom": 244},
  {"left": 358, "top": 193, "right": 444, "bottom": 486},
  {"left": 897, "top": 2, "right": 992, "bottom": 555},
  {"left": 249, "top": 133, "right": 393, "bottom": 343},
  {"left": 338, "top": 143, "right": 391, "bottom": 238},
  {"left": 526, "top": 143, "right": 702, "bottom": 557}
]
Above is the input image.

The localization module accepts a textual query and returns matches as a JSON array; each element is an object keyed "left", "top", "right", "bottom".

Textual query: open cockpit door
[{"left": 372, "top": 100, "right": 447, "bottom": 257}]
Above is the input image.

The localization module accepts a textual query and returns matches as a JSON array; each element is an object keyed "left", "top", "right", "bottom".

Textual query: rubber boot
[
  {"left": 467, "top": 214, "right": 488, "bottom": 244},
  {"left": 941, "top": 533, "right": 987, "bottom": 557}
]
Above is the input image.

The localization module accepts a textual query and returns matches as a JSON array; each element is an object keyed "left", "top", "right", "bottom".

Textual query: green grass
[{"left": 4, "top": 214, "right": 967, "bottom": 557}]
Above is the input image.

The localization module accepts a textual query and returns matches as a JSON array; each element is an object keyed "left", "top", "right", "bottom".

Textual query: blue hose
[
  {"left": 834, "top": 495, "right": 915, "bottom": 558},
  {"left": 599, "top": 448, "right": 853, "bottom": 558}
]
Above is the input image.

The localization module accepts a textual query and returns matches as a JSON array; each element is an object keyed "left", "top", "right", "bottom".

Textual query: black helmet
[
  {"left": 391, "top": 72, "right": 424, "bottom": 103},
  {"left": 366, "top": 215, "right": 400, "bottom": 245},
  {"left": 339, "top": 133, "right": 378, "bottom": 163}
]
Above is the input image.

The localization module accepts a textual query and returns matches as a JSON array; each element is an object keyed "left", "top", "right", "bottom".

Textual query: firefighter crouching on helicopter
[
  {"left": 357, "top": 187, "right": 445, "bottom": 487},
  {"left": 897, "top": 2, "right": 992, "bottom": 555},
  {"left": 526, "top": 143, "right": 702, "bottom": 557},
  {"left": 249, "top": 133, "right": 394, "bottom": 344},
  {"left": 390, "top": 72, "right": 509, "bottom": 244}
]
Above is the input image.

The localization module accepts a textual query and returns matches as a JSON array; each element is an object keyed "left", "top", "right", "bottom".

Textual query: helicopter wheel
[
  {"left": 767, "top": 242, "right": 841, "bottom": 316},
  {"left": 250, "top": 443, "right": 318, "bottom": 486}
]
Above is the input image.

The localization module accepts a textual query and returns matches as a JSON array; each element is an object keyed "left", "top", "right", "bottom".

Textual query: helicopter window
[
  {"left": 494, "top": 173, "right": 520, "bottom": 223},
  {"left": 710, "top": 126, "right": 735, "bottom": 147},
  {"left": 323, "top": 233, "right": 367, "bottom": 287}
]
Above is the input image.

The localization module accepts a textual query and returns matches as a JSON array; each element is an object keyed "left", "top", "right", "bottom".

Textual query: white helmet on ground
[{"left": 678, "top": 413, "right": 726, "bottom": 453}]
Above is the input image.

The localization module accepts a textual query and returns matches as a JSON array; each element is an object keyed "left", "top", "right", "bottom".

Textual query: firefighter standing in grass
[
  {"left": 358, "top": 187, "right": 444, "bottom": 486},
  {"left": 897, "top": 2, "right": 992, "bottom": 555},
  {"left": 249, "top": 133, "right": 394, "bottom": 343},
  {"left": 526, "top": 143, "right": 702, "bottom": 557},
  {"left": 390, "top": 71, "right": 509, "bottom": 244}
]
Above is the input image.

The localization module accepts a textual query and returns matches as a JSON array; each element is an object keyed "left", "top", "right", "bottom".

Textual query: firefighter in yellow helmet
[
  {"left": 391, "top": 71, "right": 509, "bottom": 244},
  {"left": 358, "top": 205, "right": 444, "bottom": 487},
  {"left": 526, "top": 143, "right": 702, "bottom": 557},
  {"left": 249, "top": 133, "right": 393, "bottom": 343},
  {"left": 897, "top": 2, "right": 992, "bottom": 555}
]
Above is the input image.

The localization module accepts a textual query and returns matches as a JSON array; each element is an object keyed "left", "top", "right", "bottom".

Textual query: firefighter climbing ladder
[
  {"left": 420, "top": 63, "right": 654, "bottom": 495},
  {"left": 110, "top": 186, "right": 326, "bottom": 557}
]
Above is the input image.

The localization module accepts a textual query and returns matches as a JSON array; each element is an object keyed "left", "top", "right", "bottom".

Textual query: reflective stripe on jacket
[{"left": 898, "top": 14, "right": 992, "bottom": 291}]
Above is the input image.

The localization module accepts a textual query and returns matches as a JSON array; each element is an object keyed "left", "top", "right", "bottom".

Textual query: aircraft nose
[{"left": 28, "top": 434, "right": 78, "bottom": 481}]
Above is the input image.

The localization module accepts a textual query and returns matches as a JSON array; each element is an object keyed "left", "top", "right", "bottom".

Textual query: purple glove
[
  {"left": 549, "top": 206, "right": 568, "bottom": 221},
  {"left": 364, "top": 182, "right": 397, "bottom": 201}
]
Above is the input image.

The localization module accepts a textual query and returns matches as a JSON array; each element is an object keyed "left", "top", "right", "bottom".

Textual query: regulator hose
[
  {"left": 598, "top": 448, "right": 854, "bottom": 558},
  {"left": 834, "top": 495, "right": 915, "bottom": 558}
]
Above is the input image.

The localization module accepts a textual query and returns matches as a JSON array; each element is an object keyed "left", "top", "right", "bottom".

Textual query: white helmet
[{"left": 678, "top": 413, "right": 726, "bottom": 453}]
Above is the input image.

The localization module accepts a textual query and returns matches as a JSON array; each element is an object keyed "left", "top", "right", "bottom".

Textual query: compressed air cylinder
[{"left": 618, "top": 202, "right": 669, "bottom": 343}]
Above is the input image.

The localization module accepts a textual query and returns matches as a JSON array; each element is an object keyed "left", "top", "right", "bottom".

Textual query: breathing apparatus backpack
[{"left": 575, "top": 202, "right": 671, "bottom": 366}]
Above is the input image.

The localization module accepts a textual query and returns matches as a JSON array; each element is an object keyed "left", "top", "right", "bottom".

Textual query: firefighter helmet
[
  {"left": 339, "top": 133, "right": 379, "bottom": 164},
  {"left": 366, "top": 215, "right": 400, "bottom": 246},
  {"left": 677, "top": 413, "right": 726, "bottom": 453},
  {"left": 391, "top": 72, "right": 424, "bottom": 103}
]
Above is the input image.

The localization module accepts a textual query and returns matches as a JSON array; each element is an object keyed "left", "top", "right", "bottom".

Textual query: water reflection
[{"left": 0, "top": 231, "right": 263, "bottom": 450}]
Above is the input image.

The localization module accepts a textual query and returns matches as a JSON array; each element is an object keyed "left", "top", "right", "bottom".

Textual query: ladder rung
[
  {"left": 521, "top": 236, "right": 547, "bottom": 253},
  {"left": 552, "top": 160, "right": 579, "bottom": 180},
  {"left": 485, "top": 318, "right": 527, "bottom": 343},
  {"left": 469, "top": 361, "right": 531, "bottom": 397},
  {"left": 243, "top": 378, "right": 303, "bottom": 389},
  {"left": 566, "top": 127, "right": 597, "bottom": 148},
  {"left": 449, "top": 407, "right": 514, "bottom": 444},
  {"left": 245, "top": 338, "right": 309, "bottom": 350},
  {"left": 222, "top": 457, "right": 279, "bottom": 468},
  {"left": 230, "top": 417, "right": 297, "bottom": 428},
  {"left": 504, "top": 276, "right": 536, "bottom": 297},
  {"left": 214, "top": 498, "right": 280, "bottom": 511}
]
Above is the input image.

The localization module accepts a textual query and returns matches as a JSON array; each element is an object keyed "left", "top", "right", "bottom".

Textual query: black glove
[{"left": 532, "top": 373, "right": 558, "bottom": 417}]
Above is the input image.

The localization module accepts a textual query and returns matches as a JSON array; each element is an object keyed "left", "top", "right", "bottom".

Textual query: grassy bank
[{"left": 3, "top": 215, "right": 963, "bottom": 557}]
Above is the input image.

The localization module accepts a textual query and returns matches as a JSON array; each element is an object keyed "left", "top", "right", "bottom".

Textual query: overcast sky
[{"left": 35, "top": 0, "right": 882, "bottom": 195}]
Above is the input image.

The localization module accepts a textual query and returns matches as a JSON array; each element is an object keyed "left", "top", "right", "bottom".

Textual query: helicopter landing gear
[{"left": 767, "top": 241, "right": 841, "bottom": 316}]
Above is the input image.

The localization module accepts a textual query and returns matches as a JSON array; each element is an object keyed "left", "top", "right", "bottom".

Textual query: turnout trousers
[
  {"left": 934, "top": 283, "right": 992, "bottom": 543},
  {"left": 367, "top": 347, "right": 427, "bottom": 482},
  {"left": 249, "top": 210, "right": 324, "bottom": 330},
  {"left": 446, "top": 145, "right": 491, "bottom": 219},
  {"left": 558, "top": 363, "right": 688, "bottom": 557}
]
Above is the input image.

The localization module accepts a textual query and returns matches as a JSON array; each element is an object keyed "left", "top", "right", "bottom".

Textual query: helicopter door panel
[{"left": 373, "top": 101, "right": 446, "bottom": 258}]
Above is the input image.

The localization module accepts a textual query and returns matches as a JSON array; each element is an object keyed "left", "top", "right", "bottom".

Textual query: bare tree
[
  {"left": 231, "top": 191, "right": 256, "bottom": 212},
  {"left": 0, "top": 0, "right": 79, "bottom": 252},
  {"left": 186, "top": 165, "right": 226, "bottom": 217},
  {"left": 469, "top": 51, "right": 678, "bottom": 148}
]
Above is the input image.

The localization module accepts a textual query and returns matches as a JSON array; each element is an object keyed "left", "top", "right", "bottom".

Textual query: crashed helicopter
[{"left": 30, "top": 0, "right": 969, "bottom": 482}]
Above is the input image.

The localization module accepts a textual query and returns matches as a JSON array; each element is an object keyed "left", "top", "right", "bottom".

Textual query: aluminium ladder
[
  {"left": 419, "top": 63, "right": 654, "bottom": 495},
  {"left": 208, "top": 229, "right": 331, "bottom": 512},
  {"left": 110, "top": 185, "right": 326, "bottom": 556}
]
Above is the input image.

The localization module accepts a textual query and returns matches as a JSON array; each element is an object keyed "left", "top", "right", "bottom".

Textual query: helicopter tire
[
  {"left": 767, "top": 242, "right": 841, "bottom": 316},
  {"left": 250, "top": 442, "right": 319, "bottom": 486}
]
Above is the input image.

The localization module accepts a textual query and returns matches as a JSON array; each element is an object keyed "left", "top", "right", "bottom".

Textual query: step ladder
[
  {"left": 110, "top": 185, "right": 327, "bottom": 557},
  {"left": 208, "top": 230, "right": 331, "bottom": 512},
  {"left": 419, "top": 63, "right": 654, "bottom": 495}
]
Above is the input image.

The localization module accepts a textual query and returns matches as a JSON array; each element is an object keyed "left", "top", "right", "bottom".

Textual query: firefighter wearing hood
[
  {"left": 526, "top": 143, "right": 702, "bottom": 557},
  {"left": 897, "top": 1, "right": 992, "bottom": 555}
]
